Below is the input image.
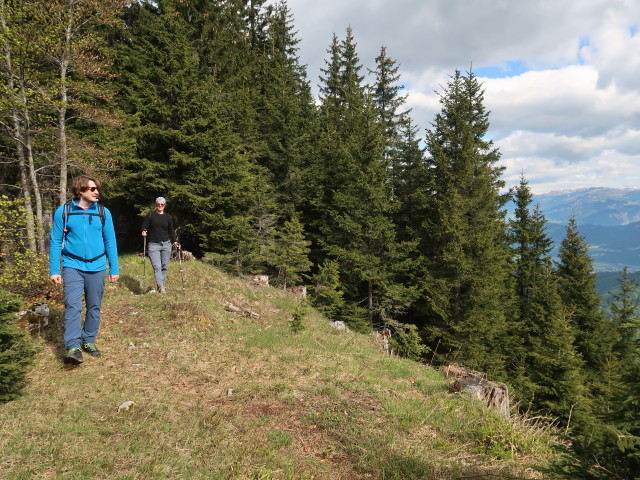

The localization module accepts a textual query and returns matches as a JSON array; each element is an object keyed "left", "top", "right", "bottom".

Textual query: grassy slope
[{"left": 1, "top": 255, "right": 560, "bottom": 479}]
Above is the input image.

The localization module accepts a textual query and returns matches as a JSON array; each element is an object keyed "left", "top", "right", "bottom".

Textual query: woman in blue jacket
[{"left": 49, "top": 175, "right": 119, "bottom": 365}]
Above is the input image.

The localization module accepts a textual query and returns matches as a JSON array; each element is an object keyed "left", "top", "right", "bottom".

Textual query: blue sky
[{"left": 274, "top": 0, "right": 640, "bottom": 194}]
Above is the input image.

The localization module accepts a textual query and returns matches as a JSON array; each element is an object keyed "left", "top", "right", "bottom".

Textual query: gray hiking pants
[{"left": 148, "top": 241, "right": 171, "bottom": 288}]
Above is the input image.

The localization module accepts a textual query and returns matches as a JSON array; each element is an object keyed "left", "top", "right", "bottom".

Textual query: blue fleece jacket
[{"left": 49, "top": 200, "right": 119, "bottom": 276}]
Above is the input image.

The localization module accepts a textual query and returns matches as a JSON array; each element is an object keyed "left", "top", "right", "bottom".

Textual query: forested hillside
[{"left": 1, "top": 1, "right": 639, "bottom": 478}]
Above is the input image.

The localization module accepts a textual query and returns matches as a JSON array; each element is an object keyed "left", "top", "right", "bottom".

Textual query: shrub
[
  {"left": 309, "top": 260, "right": 345, "bottom": 319},
  {"left": 289, "top": 306, "right": 306, "bottom": 334},
  {"left": 0, "top": 288, "right": 36, "bottom": 402},
  {"left": 0, "top": 196, "right": 49, "bottom": 297},
  {"left": 388, "top": 321, "right": 426, "bottom": 361}
]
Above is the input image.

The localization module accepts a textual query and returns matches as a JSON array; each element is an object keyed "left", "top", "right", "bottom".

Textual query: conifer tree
[
  {"left": 507, "top": 178, "right": 596, "bottom": 451},
  {"left": 369, "top": 46, "right": 409, "bottom": 195},
  {"left": 313, "top": 28, "right": 405, "bottom": 329},
  {"left": 608, "top": 266, "right": 640, "bottom": 367},
  {"left": 508, "top": 177, "right": 549, "bottom": 391},
  {"left": 555, "top": 216, "right": 617, "bottom": 468},
  {"left": 556, "top": 217, "right": 613, "bottom": 384},
  {"left": 417, "top": 69, "right": 512, "bottom": 376},
  {"left": 525, "top": 259, "right": 589, "bottom": 423},
  {"left": 310, "top": 259, "right": 345, "bottom": 320},
  {"left": 0, "top": 288, "right": 36, "bottom": 402},
  {"left": 370, "top": 46, "right": 407, "bottom": 142},
  {"left": 392, "top": 118, "right": 427, "bottom": 243},
  {"left": 605, "top": 357, "right": 640, "bottom": 478},
  {"left": 267, "top": 217, "right": 312, "bottom": 289},
  {"left": 250, "top": 2, "right": 316, "bottom": 213},
  {"left": 590, "top": 266, "right": 640, "bottom": 476}
]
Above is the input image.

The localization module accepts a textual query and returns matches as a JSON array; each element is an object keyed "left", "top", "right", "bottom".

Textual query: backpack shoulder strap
[
  {"left": 61, "top": 200, "right": 72, "bottom": 250},
  {"left": 97, "top": 203, "right": 106, "bottom": 225},
  {"left": 63, "top": 200, "right": 72, "bottom": 232}
]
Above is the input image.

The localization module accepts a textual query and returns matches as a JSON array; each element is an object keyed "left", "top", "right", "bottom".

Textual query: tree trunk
[
  {"left": 58, "top": 1, "right": 75, "bottom": 205},
  {"left": 1, "top": 3, "right": 37, "bottom": 251},
  {"left": 368, "top": 279, "right": 373, "bottom": 327},
  {"left": 23, "top": 107, "right": 45, "bottom": 252}
]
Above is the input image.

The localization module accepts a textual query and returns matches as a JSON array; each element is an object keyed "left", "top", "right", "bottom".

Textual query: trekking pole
[
  {"left": 177, "top": 239, "right": 185, "bottom": 292},
  {"left": 142, "top": 235, "right": 147, "bottom": 293}
]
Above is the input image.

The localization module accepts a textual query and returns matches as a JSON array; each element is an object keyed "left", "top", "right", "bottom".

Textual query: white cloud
[
  {"left": 497, "top": 130, "right": 640, "bottom": 193},
  {"left": 483, "top": 66, "right": 640, "bottom": 137}
]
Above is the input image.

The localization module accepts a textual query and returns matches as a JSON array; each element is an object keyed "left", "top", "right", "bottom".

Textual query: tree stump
[
  {"left": 444, "top": 365, "right": 510, "bottom": 418},
  {"left": 250, "top": 275, "right": 269, "bottom": 287}
]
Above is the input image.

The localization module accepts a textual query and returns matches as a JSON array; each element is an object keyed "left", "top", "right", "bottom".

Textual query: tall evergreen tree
[
  {"left": 510, "top": 176, "right": 553, "bottom": 310},
  {"left": 555, "top": 216, "right": 618, "bottom": 470},
  {"left": 369, "top": 46, "right": 409, "bottom": 195},
  {"left": 526, "top": 259, "right": 589, "bottom": 423},
  {"left": 370, "top": 46, "right": 407, "bottom": 141},
  {"left": 556, "top": 217, "right": 613, "bottom": 384},
  {"left": 392, "top": 117, "right": 426, "bottom": 244},
  {"left": 250, "top": 2, "right": 316, "bottom": 214},
  {"left": 508, "top": 178, "right": 588, "bottom": 421},
  {"left": 417, "top": 69, "right": 512, "bottom": 376},
  {"left": 312, "top": 28, "right": 406, "bottom": 329},
  {"left": 608, "top": 266, "right": 640, "bottom": 367}
]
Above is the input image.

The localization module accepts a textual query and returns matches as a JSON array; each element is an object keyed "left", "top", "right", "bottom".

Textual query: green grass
[{"left": 1, "top": 254, "right": 561, "bottom": 479}]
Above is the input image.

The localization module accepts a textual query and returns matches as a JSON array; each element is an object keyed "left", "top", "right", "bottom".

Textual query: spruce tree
[
  {"left": 587, "top": 266, "right": 640, "bottom": 479},
  {"left": 525, "top": 259, "right": 589, "bottom": 423},
  {"left": 608, "top": 266, "right": 640, "bottom": 367},
  {"left": 251, "top": 2, "right": 316, "bottom": 214},
  {"left": 310, "top": 259, "right": 345, "bottom": 320},
  {"left": 556, "top": 217, "right": 613, "bottom": 384},
  {"left": 267, "top": 217, "right": 312, "bottom": 289},
  {"left": 369, "top": 46, "right": 409, "bottom": 197},
  {"left": 417, "top": 69, "right": 512, "bottom": 376},
  {"left": 392, "top": 117, "right": 427, "bottom": 243},
  {"left": 606, "top": 358, "right": 640, "bottom": 479},
  {"left": 0, "top": 288, "right": 35, "bottom": 402},
  {"left": 312, "top": 28, "right": 405, "bottom": 329},
  {"left": 508, "top": 177, "right": 554, "bottom": 383},
  {"left": 555, "top": 216, "right": 618, "bottom": 468}
]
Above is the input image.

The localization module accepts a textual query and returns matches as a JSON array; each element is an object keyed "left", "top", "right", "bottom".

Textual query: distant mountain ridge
[
  {"left": 533, "top": 187, "right": 640, "bottom": 226},
  {"left": 508, "top": 187, "right": 640, "bottom": 273}
]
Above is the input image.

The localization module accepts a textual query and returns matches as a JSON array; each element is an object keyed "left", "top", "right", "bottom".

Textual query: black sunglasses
[{"left": 82, "top": 187, "right": 99, "bottom": 192}]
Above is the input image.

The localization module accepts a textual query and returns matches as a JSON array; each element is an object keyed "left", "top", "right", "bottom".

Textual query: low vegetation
[{"left": 0, "top": 255, "right": 561, "bottom": 479}]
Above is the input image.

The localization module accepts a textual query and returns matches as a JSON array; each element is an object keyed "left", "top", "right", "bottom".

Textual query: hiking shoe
[
  {"left": 82, "top": 342, "right": 102, "bottom": 357},
  {"left": 63, "top": 348, "right": 84, "bottom": 365},
  {"left": 159, "top": 286, "right": 166, "bottom": 294}
]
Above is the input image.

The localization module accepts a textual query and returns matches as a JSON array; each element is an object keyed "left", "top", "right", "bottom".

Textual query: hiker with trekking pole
[
  {"left": 141, "top": 197, "right": 180, "bottom": 294},
  {"left": 49, "top": 175, "right": 120, "bottom": 365}
]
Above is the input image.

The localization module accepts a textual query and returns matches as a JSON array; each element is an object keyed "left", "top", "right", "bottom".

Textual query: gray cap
[{"left": 155, "top": 197, "right": 166, "bottom": 204}]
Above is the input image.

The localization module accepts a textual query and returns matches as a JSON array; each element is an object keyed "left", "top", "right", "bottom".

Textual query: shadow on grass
[{"left": 119, "top": 274, "right": 149, "bottom": 295}]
